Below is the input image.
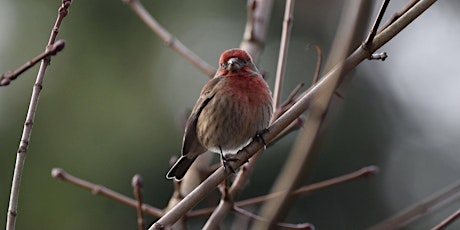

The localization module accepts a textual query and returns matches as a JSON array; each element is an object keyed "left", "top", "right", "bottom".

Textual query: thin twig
[
  {"left": 0, "top": 40, "right": 66, "bottom": 86},
  {"left": 309, "top": 44, "right": 347, "bottom": 99},
  {"left": 379, "top": 0, "right": 420, "bottom": 33},
  {"left": 310, "top": 45, "right": 322, "bottom": 84},
  {"left": 240, "top": 0, "right": 275, "bottom": 61},
  {"left": 309, "top": 44, "right": 348, "bottom": 99},
  {"left": 51, "top": 168, "right": 164, "bottom": 218},
  {"left": 122, "top": 0, "right": 215, "bottom": 77},
  {"left": 268, "top": 116, "right": 304, "bottom": 146},
  {"left": 132, "top": 174, "right": 146, "bottom": 230},
  {"left": 233, "top": 206, "right": 314, "bottom": 230},
  {"left": 243, "top": 165, "right": 378, "bottom": 207},
  {"left": 363, "top": 0, "right": 390, "bottom": 51},
  {"left": 6, "top": 1, "right": 72, "bottom": 229},
  {"left": 187, "top": 165, "right": 378, "bottom": 218},
  {"left": 369, "top": 180, "right": 460, "bottom": 230},
  {"left": 431, "top": 208, "right": 460, "bottom": 230},
  {"left": 274, "top": 83, "right": 305, "bottom": 120},
  {"left": 272, "top": 0, "right": 296, "bottom": 109},
  {"left": 150, "top": 0, "right": 438, "bottom": 228}
]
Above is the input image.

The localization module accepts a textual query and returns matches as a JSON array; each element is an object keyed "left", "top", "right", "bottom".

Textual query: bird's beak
[{"left": 227, "top": 58, "right": 242, "bottom": 72}]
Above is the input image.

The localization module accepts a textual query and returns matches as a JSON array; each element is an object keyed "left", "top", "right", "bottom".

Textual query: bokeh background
[{"left": 1, "top": 0, "right": 459, "bottom": 229}]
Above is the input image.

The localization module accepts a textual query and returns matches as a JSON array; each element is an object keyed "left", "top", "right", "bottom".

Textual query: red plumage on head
[{"left": 219, "top": 48, "right": 252, "bottom": 66}]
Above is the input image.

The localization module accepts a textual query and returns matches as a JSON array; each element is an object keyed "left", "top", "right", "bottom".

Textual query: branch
[
  {"left": 242, "top": 165, "right": 378, "bottom": 208},
  {"left": 379, "top": 0, "right": 420, "bottom": 33},
  {"left": 369, "top": 180, "right": 460, "bottom": 230},
  {"left": 132, "top": 175, "right": 146, "bottom": 230},
  {"left": 51, "top": 168, "right": 164, "bottom": 218},
  {"left": 310, "top": 45, "right": 322, "bottom": 84},
  {"left": 363, "top": 0, "right": 390, "bottom": 51},
  {"left": 150, "top": 0, "right": 438, "bottom": 228},
  {"left": 187, "top": 165, "right": 378, "bottom": 218},
  {"left": 6, "top": 1, "right": 72, "bottom": 229},
  {"left": 240, "top": 0, "right": 275, "bottom": 61},
  {"left": 123, "top": 0, "right": 215, "bottom": 77},
  {"left": 0, "top": 40, "right": 66, "bottom": 86},
  {"left": 431, "top": 208, "right": 460, "bottom": 230},
  {"left": 272, "top": 0, "right": 295, "bottom": 109},
  {"left": 233, "top": 206, "right": 314, "bottom": 230}
]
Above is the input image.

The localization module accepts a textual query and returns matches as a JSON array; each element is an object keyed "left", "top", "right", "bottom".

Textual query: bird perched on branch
[{"left": 166, "top": 48, "right": 273, "bottom": 180}]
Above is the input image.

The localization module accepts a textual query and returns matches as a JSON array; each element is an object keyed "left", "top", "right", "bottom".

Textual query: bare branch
[
  {"left": 123, "top": 0, "right": 215, "bottom": 77},
  {"left": 233, "top": 206, "right": 314, "bottom": 230},
  {"left": 240, "top": 0, "right": 275, "bottom": 61},
  {"left": 379, "top": 0, "right": 420, "bottom": 33},
  {"left": 6, "top": 1, "right": 72, "bottom": 229},
  {"left": 272, "top": 0, "right": 295, "bottom": 109},
  {"left": 310, "top": 45, "right": 322, "bottom": 84},
  {"left": 370, "top": 180, "right": 460, "bottom": 230},
  {"left": 51, "top": 168, "right": 164, "bottom": 218},
  {"left": 1, "top": 40, "right": 65, "bottom": 86},
  {"left": 187, "top": 165, "right": 378, "bottom": 218},
  {"left": 363, "top": 0, "right": 391, "bottom": 51},
  {"left": 132, "top": 174, "right": 146, "bottom": 230},
  {"left": 431, "top": 208, "right": 460, "bottom": 230},
  {"left": 241, "top": 165, "right": 378, "bottom": 208}
]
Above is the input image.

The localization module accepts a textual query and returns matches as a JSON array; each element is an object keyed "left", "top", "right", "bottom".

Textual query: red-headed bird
[{"left": 166, "top": 48, "right": 273, "bottom": 180}]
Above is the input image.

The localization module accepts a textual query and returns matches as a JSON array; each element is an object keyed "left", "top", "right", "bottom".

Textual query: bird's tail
[{"left": 166, "top": 156, "right": 196, "bottom": 180}]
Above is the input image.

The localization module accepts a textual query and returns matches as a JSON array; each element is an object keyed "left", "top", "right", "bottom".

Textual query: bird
[{"left": 166, "top": 48, "right": 273, "bottom": 180}]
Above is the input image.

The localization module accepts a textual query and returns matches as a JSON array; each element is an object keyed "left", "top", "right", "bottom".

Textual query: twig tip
[
  {"left": 362, "top": 165, "right": 380, "bottom": 176},
  {"left": 53, "top": 40, "right": 66, "bottom": 52},
  {"left": 132, "top": 174, "right": 144, "bottom": 188},
  {"left": 1, "top": 77, "right": 11, "bottom": 86},
  {"left": 62, "top": 0, "right": 72, "bottom": 6},
  {"left": 51, "top": 168, "right": 65, "bottom": 180}
]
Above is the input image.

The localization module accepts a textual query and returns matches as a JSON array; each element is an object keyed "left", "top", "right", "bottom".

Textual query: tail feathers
[{"left": 166, "top": 156, "right": 196, "bottom": 180}]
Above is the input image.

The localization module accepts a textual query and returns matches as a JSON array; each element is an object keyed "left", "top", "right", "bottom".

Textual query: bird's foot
[
  {"left": 220, "top": 154, "right": 238, "bottom": 174},
  {"left": 254, "top": 128, "right": 269, "bottom": 149}
]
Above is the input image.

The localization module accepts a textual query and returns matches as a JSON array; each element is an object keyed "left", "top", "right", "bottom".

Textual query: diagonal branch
[
  {"left": 123, "top": 0, "right": 215, "bottom": 77},
  {"left": 187, "top": 165, "right": 378, "bottom": 218},
  {"left": 1, "top": 40, "right": 65, "bottom": 86},
  {"left": 233, "top": 206, "right": 314, "bottom": 230},
  {"left": 52, "top": 168, "right": 164, "bottom": 217},
  {"left": 369, "top": 180, "right": 460, "bottom": 230},
  {"left": 431, "top": 208, "right": 460, "bottom": 230}
]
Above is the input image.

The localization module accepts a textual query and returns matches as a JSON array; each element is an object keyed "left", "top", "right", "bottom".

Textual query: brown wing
[{"left": 181, "top": 76, "right": 223, "bottom": 157}]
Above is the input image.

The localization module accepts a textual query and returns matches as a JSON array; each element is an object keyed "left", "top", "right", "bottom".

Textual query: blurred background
[{"left": 1, "top": 0, "right": 459, "bottom": 229}]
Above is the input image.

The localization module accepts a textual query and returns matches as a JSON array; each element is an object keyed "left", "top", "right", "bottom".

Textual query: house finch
[{"left": 166, "top": 48, "right": 273, "bottom": 180}]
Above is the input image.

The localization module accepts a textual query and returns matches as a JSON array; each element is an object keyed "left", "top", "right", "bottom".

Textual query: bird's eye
[{"left": 221, "top": 63, "right": 227, "bottom": 69}]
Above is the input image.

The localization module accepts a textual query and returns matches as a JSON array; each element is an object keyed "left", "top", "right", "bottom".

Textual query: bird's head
[{"left": 217, "top": 49, "right": 258, "bottom": 76}]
